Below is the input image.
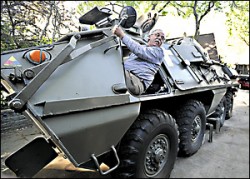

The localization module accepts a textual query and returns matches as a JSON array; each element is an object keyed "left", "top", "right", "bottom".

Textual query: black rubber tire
[
  {"left": 210, "top": 96, "right": 227, "bottom": 127},
  {"left": 111, "top": 109, "right": 179, "bottom": 178},
  {"left": 225, "top": 91, "right": 234, "bottom": 120},
  {"left": 174, "top": 100, "right": 206, "bottom": 157}
]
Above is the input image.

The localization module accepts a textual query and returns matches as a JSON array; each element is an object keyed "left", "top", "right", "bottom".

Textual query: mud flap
[{"left": 5, "top": 137, "right": 58, "bottom": 178}]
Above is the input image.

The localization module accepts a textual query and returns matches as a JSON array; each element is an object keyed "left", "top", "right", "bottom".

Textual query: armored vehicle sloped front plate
[{"left": 5, "top": 137, "right": 57, "bottom": 178}]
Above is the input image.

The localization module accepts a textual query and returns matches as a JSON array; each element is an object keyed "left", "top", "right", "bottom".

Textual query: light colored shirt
[{"left": 122, "top": 35, "right": 164, "bottom": 88}]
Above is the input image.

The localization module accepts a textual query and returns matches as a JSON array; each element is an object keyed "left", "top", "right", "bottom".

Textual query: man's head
[{"left": 148, "top": 29, "right": 165, "bottom": 47}]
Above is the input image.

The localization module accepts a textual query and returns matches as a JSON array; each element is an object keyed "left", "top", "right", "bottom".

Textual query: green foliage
[
  {"left": 1, "top": 1, "right": 78, "bottom": 52},
  {"left": 195, "top": 1, "right": 213, "bottom": 14},
  {"left": 76, "top": 1, "right": 166, "bottom": 20},
  {"left": 1, "top": 0, "right": 248, "bottom": 53},
  {"left": 77, "top": 1, "right": 107, "bottom": 14},
  {"left": 214, "top": 1, "right": 223, "bottom": 12},
  {"left": 225, "top": 1, "right": 249, "bottom": 46},
  {"left": 169, "top": 1, "right": 220, "bottom": 38}
]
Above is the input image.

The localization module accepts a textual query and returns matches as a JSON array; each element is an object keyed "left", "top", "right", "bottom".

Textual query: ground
[{"left": 1, "top": 89, "right": 249, "bottom": 178}]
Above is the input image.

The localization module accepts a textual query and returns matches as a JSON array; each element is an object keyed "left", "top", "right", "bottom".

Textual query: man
[{"left": 112, "top": 25, "right": 165, "bottom": 95}]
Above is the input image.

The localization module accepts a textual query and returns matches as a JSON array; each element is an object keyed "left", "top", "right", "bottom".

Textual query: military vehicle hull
[{"left": 1, "top": 6, "right": 239, "bottom": 178}]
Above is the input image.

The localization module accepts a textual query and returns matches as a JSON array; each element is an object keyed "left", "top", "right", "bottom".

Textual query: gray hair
[{"left": 149, "top": 29, "right": 165, "bottom": 36}]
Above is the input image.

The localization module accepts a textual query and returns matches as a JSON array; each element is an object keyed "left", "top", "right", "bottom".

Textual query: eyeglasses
[{"left": 153, "top": 33, "right": 165, "bottom": 41}]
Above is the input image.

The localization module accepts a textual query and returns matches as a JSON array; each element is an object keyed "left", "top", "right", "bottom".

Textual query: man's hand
[{"left": 112, "top": 25, "right": 125, "bottom": 39}]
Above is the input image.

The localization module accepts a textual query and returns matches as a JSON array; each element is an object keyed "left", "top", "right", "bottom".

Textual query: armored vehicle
[{"left": 1, "top": 6, "right": 239, "bottom": 178}]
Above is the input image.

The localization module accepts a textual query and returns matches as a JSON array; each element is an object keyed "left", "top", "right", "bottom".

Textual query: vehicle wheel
[
  {"left": 174, "top": 100, "right": 206, "bottom": 157},
  {"left": 111, "top": 109, "right": 179, "bottom": 178},
  {"left": 225, "top": 91, "right": 234, "bottom": 119},
  {"left": 210, "top": 96, "right": 226, "bottom": 127}
]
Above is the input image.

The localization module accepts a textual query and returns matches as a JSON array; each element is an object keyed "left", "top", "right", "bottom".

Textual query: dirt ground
[{"left": 1, "top": 89, "right": 249, "bottom": 178}]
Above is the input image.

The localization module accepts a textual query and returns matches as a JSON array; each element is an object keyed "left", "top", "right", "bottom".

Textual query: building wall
[
  {"left": 235, "top": 64, "right": 249, "bottom": 75},
  {"left": 1, "top": 109, "right": 33, "bottom": 133}
]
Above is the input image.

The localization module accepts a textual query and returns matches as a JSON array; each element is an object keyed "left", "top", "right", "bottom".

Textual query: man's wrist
[
  {"left": 120, "top": 33, "right": 125, "bottom": 39},
  {"left": 121, "top": 35, "right": 129, "bottom": 44}
]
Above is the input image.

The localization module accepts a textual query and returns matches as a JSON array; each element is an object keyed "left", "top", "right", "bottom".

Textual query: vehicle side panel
[{"left": 43, "top": 103, "right": 140, "bottom": 166}]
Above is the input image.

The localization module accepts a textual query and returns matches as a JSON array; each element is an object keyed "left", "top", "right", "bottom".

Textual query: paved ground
[{"left": 1, "top": 89, "right": 249, "bottom": 178}]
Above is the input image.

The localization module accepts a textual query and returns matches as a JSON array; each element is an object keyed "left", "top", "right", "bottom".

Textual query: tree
[
  {"left": 77, "top": 1, "right": 154, "bottom": 17},
  {"left": 76, "top": 1, "right": 171, "bottom": 33},
  {"left": 225, "top": 1, "right": 249, "bottom": 46},
  {"left": 169, "top": 1, "right": 222, "bottom": 39},
  {"left": 1, "top": 1, "right": 78, "bottom": 52},
  {"left": 76, "top": 1, "right": 222, "bottom": 39}
]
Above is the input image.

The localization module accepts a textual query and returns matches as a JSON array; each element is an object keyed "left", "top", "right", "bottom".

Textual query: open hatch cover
[{"left": 79, "top": 7, "right": 112, "bottom": 25}]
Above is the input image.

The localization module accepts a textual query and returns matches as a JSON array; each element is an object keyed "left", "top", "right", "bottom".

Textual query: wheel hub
[
  {"left": 144, "top": 134, "right": 169, "bottom": 177},
  {"left": 220, "top": 106, "right": 225, "bottom": 120},
  {"left": 191, "top": 115, "right": 201, "bottom": 142},
  {"left": 154, "top": 148, "right": 164, "bottom": 163}
]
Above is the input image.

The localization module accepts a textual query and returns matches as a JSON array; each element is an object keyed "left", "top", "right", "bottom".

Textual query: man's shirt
[{"left": 122, "top": 35, "right": 164, "bottom": 89}]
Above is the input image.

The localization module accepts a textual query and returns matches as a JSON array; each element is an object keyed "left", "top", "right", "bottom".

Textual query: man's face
[{"left": 148, "top": 30, "right": 165, "bottom": 47}]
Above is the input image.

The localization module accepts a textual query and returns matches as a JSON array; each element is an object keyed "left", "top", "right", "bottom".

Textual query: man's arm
[
  {"left": 112, "top": 26, "right": 163, "bottom": 64},
  {"left": 122, "top": 35, "right": 163, "bottom": 64}
]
